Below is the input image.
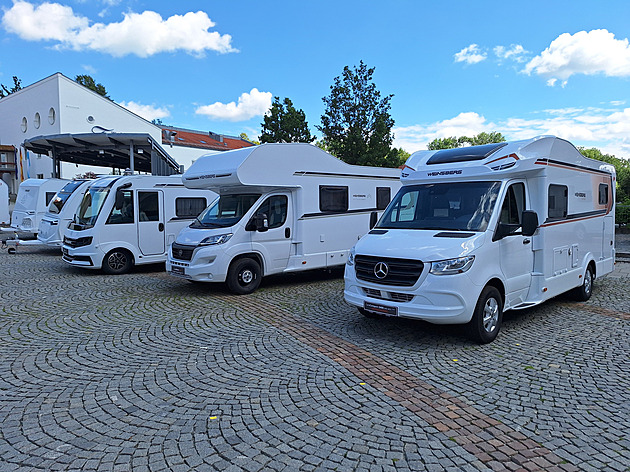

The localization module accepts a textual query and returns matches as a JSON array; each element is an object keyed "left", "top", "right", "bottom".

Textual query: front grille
[
  {"left": 362, "top": 287, "right": 414, "bottom": 302},
  {"left": 63, "top": 236, "right": 93, "bottom": 248},
  {"left": 355, "top": 255, "right": 423, "bottom": 287},
  {"left": 171, "top": 243, "right": 195, "bottom": 261}
]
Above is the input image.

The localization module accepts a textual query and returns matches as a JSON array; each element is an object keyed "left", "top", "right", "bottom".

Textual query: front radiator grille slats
[{"left": 355, "top": 255, "right": 423, "bottom": 286}]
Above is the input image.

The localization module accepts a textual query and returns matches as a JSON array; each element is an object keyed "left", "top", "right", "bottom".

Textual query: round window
[
  {"left": 34, "top": 112, "right": 41, "bottom": 129},
  {"left": 87, "top": 115, "right": 95, "bottom": 123},
  {"left": 21, "top": 117, "right": 27, "bottom": 133},
  {"left": 48, "top": 107, "right": 56, "bottom": 125}
]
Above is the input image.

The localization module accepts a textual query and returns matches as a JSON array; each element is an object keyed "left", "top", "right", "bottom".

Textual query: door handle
[
  {"left": 158, "top": 223, "right": 164, "bottom": 232},
  {"left": 523, "top": 238, "right": 531, "bottom": 245},
  {"left": 285, "top": 227, "right": 291, "bottom": 238}
]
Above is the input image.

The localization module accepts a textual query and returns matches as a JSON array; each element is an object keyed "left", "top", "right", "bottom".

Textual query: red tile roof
[{"left": 160, "top": 126, "right": 255, "bottom": 151}]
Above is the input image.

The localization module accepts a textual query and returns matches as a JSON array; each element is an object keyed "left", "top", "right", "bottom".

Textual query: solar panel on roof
[{"left": 427, "top": 142, "right": 507, "bottom": 165}]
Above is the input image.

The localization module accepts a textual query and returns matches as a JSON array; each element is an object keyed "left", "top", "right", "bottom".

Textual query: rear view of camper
[
  {"left": 167, "top": 143, "right": 401, "bottom": 294},
  {"left": 10, "top": 178, "right": 69, "bottom": 234},
  {"left": 344, "top": 136, "right": 615, "bottom": 343},
  {"left": 62, "top": 175, "right": 216, "bottom": 274}
]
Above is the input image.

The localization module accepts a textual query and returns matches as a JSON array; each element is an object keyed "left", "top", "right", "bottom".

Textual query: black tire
[
  {"left": 102, "top": 249, "right": 133, "bottom": 275},
  {"left": 359, "top": 307, "right": 381, "bottom": 319},
  {"left": 572, "top": 265, "right": 593, "bottom": 301},
  {"left": 226, "top": 258, "right": 261, "bottom": 295},
  {"left": 468, "top": 286, "right": 503, "bottom": 344}
]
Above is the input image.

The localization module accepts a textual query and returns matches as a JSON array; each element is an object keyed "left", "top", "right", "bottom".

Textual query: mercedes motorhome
[
  {"left": 167, "top": 143, "right": 401, "bottom": 294},
  {"left": 344, "top": 136, "right": 615, "bottom": 343}
]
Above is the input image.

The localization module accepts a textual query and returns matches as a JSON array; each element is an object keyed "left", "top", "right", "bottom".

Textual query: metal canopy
[{"left": 23, "top": 132, "right": 180, "bottom": 176}]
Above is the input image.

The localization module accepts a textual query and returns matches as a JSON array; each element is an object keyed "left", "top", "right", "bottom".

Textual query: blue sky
[{"left": 2, "top": 0, "right": 630, "bottom": 158}]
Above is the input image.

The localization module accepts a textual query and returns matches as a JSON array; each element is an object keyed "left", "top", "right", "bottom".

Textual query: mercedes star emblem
[{"left": 374, "top": 262, "right": 389, "bottom": 279}]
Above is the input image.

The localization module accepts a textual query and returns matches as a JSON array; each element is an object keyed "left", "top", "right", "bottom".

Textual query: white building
[{"left": 0, "top": 73, "right": 253, "bottom": 199}]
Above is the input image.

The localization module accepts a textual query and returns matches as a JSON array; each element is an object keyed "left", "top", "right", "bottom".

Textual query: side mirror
[
  {"left": 114, "top": 190, "right": 124, "bottom": 210},
  {"left": 369, "top": 211, "right": 378, "bottom": 229},
  {"left": 246, "top": 213, "right": 269, "bottom": 232},
  {"left": 521, "top": 210, "right": 539, "bottom": 237}
]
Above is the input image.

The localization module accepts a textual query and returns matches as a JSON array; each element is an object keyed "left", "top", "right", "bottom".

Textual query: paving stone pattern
[{"left": 0, "top": 247, "right": 628, "bottom": 471}]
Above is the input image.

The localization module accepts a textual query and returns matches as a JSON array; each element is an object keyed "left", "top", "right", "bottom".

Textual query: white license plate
[
  {"left": 171, "top": 266, "right": 185, "bottom": 276},
  {"left": 364, "top": 301, "right": 398, "bottom": 316}
]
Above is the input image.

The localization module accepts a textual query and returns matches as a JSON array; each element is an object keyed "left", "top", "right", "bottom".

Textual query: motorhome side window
[
  {"left": 320, "top": 186, "right": 348, "bottom": 212},
  {"left": 376, "top": 187, "right": 391, "bottom": 210},
  {"left": 254, "top": 195, "right": 288, "bottom": 229},
  {"left": 176, "top": 197, "right": 207, "bottom": 218},
  {"left": 106, "top": 190, "right": 134, "bottom": 224},
  {"left": 45, "top": 192, "right": 57, "bottom": 206},
  {"left": 138, "top": 192, "right": 159, "bottom": 221},
  {"left": 598, "top": 184, "right": 609, "bottom": 205},
  {"left": 548, "top": 184, "right": 568, "bottom": 220},
  {"left": 499, "top": 183, "right": 526, "bottom": 228}
]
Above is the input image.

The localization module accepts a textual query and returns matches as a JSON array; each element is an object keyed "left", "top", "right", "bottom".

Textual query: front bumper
[
  {"left": 343, "top": 263, "right": 478, "bottom": 325},
  {"left": 166, "top": 245, "right": 229, "bottom": 283}
]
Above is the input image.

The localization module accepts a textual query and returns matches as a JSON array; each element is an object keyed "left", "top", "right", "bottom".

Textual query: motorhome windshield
[
  {"left": 192, "top": 194, "right": 261, "bottom": 228},
  {"left": 48, "top": 180, "right": 85, "bottom": 215},
  {"left": 75, "top": 185, "right": 112, "bottom": 227},
  {"left": 377, "top": 181, "right": 501, "bottom": 232}
]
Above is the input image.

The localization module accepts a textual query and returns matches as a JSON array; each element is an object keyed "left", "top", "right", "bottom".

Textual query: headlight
[
  {"left": 430, "top": 256, "right": 474, "bottom": 275},
  {"left": 199, "top": 233, "right": 233, "bottom": 246},
  {"left": 347, "top": 247, "right": 356, "bottom": 266}
]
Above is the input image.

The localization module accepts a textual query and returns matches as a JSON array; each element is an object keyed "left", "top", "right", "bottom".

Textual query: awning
[{"left": 23, "top": 132, "right": 180, "bottom": 176}]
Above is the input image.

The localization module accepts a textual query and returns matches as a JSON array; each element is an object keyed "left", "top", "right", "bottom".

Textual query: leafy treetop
[{"left": 260, "top": 97, "right": 315, "bottom": 144}]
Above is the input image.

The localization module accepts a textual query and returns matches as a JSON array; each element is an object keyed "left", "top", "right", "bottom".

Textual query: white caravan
[
  {"left": 10, "top": 178, "right": 69, "bottom": 233},
  {"left": 0, "top": 179, "right": 9, "bottom": 226},
  {"left": 38, "top": 179, "right": 91, "bottom": 247},
  {"left": 344, "top": 136, "right": 616, "bottom": 343},
  {"left": 167, "top": 143, "right": 401, "bottom": 294},
  {"left": 62, "top": 175, "right": 217, "bottom": 274}
]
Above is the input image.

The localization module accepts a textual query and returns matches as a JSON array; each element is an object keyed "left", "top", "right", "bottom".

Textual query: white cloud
[
  {"left": 454, "top": 44, "right": 487, "bottom": 65},
  {"left": 195, "top": 88, "right": 272, "bottom": 122},
  {"left": 494, "top": 44, "right": 528, "bottom": 63},
  {"left": 524, "top": 29, "right": 630, "bottom": 85},
  {"left": 393, "top": 106, "right": 630, "bottom": 159},
  {"left": 1, "top": 1, "right": 237, "bottom": 57},
  {"left": 118, "top": 101, "right": 170, "bottom": 122}
]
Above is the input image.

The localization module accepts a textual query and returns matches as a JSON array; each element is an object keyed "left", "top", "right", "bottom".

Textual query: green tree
[
  {"left": 318, "top": 61, "right": 399, "bottom": 167},
  {"left": 428, "top": 132, "right": 506, "bottom": 150},
  {"left": 260, "top": 97, "right": 314, "bottom": 143},
  {"left": 240, "top": 132, "right": 260, "bottom": 145},
  {"left": 75, "top": 75, "right": 111, "bottom": 100},
  {"left": 579, "top": 147, "right": 630, "bottom": 204},
  {"left": 0, "top": 76, "right": 22, "bottom": 98}
]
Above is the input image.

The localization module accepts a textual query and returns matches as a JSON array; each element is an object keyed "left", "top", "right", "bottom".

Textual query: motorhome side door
[
  {"left": 137, "top": 190, "right": 165, "bottom": 255},
  {"left": 250, "top": 194, "right": 292, "bottom": 273},
  {"left": 496, "top": 182, "right": 534, "bottom": 305}
]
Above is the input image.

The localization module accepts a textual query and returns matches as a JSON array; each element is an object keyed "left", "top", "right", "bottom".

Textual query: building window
[
  {"left": 599, "top": 184, "right": 609, "bottom": 205},
  {"left": 48, "top": 107, "right": 56, "bottom": 125},
  {"left": 37, "top": 173, "right": 44, "bottom": 179},
  {"left": 376, "top": 187, "right": 391, "bottom": 210},
  {"left": 548, "top": 184, "right": 568, "bottom": 220},
  {"left": 34, "top": 112, "right": 41, "bottom": 129},
  {"left": 175, "top": 197, "right": 208, "bottom": 218},
  {"left": 320, "top": 186, "right": 348, "bottom": 212},
  {"left": 21, "top": 117, "right": 27, "bottom": 133}
]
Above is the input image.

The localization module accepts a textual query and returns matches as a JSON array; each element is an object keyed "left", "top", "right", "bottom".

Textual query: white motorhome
[
  {"left": 167, "top": 143, "right": 401, "bottom": 294},
  {"left": 38, "top": 179, "right": 91, "bottom": 247},
  {"left": 0, "top": 179, "right": 9, "bottom": 226},
  {"left": 62, "top": 175, "right": 217, "bottom": 274},
  {"left": 10, "top": 178, "right": 70, "bottom": 233},
  {"left": 344, "top": 136, "right": 616, "bottom": 343}
]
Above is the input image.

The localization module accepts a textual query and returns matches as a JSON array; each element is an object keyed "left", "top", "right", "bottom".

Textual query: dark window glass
[
  {"left": 176, "top": 197, "right": 207, "bottom": 218},
  {"left": 320, "top": 186, "right": 348, "bottom": 212},
  {"left": 376, "top": 187, "right": 391, "bottom": 210},
  {"left": 599, "top": 184, "right": 608, "bottom": 205},
  {"left": 138, "top": 192, "right": 159, "bottom": 222},
  {"left": 254, "top": 195, "right": 288, "bottom": 229},
  {"left": 548, "top": 184, "right": 568, "bottom": 219},
  {"left": 499, "top": 183, "right": 525, "bottom": 226},
  {"left": 106, "top": 189, "right": 134, "bottom": 224},
  {"left": 45, "top": 192, "right": 57, "bottom": 206}
]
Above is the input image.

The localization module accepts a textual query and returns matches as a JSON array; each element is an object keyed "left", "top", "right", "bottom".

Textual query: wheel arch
[
  {"left": 484, "top": 277, "right": 506, "bottom": 304},
  {"left": 98, "top": 242, "right": 138, "bottom": 268},
  {"left": 229, "top": 252, "right": 264, "bottom": 274}
]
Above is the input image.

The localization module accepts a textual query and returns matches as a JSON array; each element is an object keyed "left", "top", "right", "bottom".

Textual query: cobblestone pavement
[{"left": 0, "top": 247, "right": 628, "bottom": 472}]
